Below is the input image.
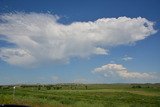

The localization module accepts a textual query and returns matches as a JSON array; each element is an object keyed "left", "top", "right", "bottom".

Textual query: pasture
[{"left": 0, "top": 84, "right": 160, "bottom": 107}]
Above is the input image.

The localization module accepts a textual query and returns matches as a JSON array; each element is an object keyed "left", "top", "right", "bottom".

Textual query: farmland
[{"left": 0, "top": 84, "right": 160, "bottom": 107}]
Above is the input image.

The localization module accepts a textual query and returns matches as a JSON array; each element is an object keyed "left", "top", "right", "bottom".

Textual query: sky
[{"left": 0, "top": 0, "right": 160, "bottom": 85}]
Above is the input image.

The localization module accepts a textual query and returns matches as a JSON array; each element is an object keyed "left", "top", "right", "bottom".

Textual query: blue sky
[{"left": 0, "top": 0, "right": 160, "bottom": 85}]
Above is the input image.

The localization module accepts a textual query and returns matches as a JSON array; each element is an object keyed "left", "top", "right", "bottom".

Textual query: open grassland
[{"left": 0, "top": 84, "right": 160, "bottom": 107}]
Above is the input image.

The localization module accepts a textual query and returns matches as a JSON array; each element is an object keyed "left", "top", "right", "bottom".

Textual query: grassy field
[{"left": 0, "top": 84, "right": 160, "bottom": 107}]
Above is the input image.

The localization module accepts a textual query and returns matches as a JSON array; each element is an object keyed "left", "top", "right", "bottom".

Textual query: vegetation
[{"left": 0, "top": 83, "right": 160, "bottom": 107}]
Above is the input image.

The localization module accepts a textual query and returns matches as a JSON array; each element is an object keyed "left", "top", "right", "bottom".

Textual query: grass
[{"left": 0, "top": 84, "right": 160, "bottom": 107}]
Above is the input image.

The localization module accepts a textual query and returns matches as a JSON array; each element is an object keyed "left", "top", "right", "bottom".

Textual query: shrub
[{"left": 132, "top": 85, "right": 142, "bottom": 88}]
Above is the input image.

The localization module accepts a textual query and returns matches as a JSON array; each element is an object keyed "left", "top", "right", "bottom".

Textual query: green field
[{"left": 0, "top": 84, "right": 160, "bottom": 107}]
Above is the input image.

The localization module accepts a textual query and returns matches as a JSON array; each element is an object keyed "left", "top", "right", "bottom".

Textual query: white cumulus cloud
[
  {"left": 93, "top": 64, "right": 154, "bottom": 79},
  {"left": 0, "top": 12, "right": 157, "bottom": 66}
]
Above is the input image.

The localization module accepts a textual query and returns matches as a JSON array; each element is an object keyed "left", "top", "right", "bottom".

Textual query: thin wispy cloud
[
  {"left": 122, "top": 55, "right": 133, "bottom": 61},
  {"left": 73, "top": 78, "right": 87, "bottom": 84},
  {"left": 0, "top": 12, "right": 156, "bottom": 66},
  {"left": 51, "top": 75, "right": 59, "bottom": 81}
]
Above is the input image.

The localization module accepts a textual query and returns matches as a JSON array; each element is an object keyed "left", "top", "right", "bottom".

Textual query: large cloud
[
  {"left": 92, "top": 64, "right": 154, "bottom": 79},
  {"left": 0, "top": 13, "right": 156, "bottom": 65}
]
